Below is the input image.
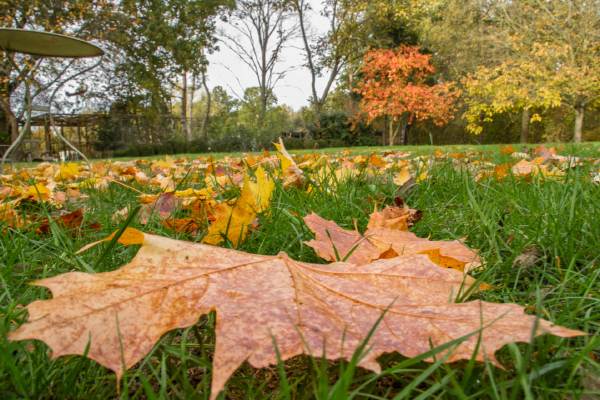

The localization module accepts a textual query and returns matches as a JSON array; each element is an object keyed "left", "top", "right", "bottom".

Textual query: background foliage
[{"left": 1, "top": 0, "right": 599, "bottom": 158}]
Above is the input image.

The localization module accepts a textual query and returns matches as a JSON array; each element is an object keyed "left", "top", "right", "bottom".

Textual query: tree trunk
[
  {"left": 201, "top": 71, "right": 211, "bottom": 140},
  {"left": 520, "top": 108, "right": 529, "bottom": 143},
  {"left": 259, "top": 85, "right": 267, "bottom": 127},
  {"left": 313, "top": 102, "right": 322, "bottom": 132},
  {"left": 44, "top": 117, "right": 52, "bottom": 155},
  {"left": 388, "top": 118, "right": 394, "bottom": 146},
  {"left": 573, "top": 105, "right": 584, "bottom": 143},
  {"left": 0, "top": 107, "right": 7, "bottom": 144},
  {"left": 190, "top": 74, "right": 196, "bottom": 135},
  {"left": 0, "top": 97, "right": 18, "bottom": 145},
  {"left": 400, "top": 117, "right": 411, "bottom": 145},
  {"left": 7, "top": 111, "right": 18, "bottom": 144},
  {"left": 181, "top": 70, "right": 191, "bottom": 142}
]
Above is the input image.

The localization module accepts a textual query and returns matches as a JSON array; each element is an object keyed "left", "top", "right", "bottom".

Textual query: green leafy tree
[
  {"left": 113, "top": 0, "right": 233, "bottom": 142},
  {"left": 0, "top": 0, "right": 112, "bottom": 145}
]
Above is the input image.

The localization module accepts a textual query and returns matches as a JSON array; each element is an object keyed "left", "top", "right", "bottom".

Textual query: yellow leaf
[
  {"left": 393, "top": 167, "right": 412, "bottom": 186},
  {"left": 54, "top": 163, "right": 80, "bottom": 181},
  {"left": 22, "top": 183, "right": 51, "bottom": 202},
  {"left": 203, "top": 167, "right": 274, "bottom": 247},
  {"left": 274, "top": 138, "right": 303, "bottom": 186},
  {"left": 253, "top": 166, "right": 275, "bottom": 213}
]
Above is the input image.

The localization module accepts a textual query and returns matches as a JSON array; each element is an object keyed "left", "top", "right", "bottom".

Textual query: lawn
[{"left": 1, "top": 142, "right": 599, "bottom": 399}]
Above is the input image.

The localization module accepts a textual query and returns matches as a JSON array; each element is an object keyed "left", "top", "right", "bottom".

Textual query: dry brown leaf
[
  {"left": 139, "top": 192, "right": 180, "bottom": 224},
  {"left": 512, "top": 245, "right": 542, "bottom": 269},
  {"left": 500, "top": 145, "right": 515, "bottom": 155},
  {"left": 366, "top": 228, "right": 481, "bottom": 271},
  {"left": 0, "top": 201, "right": 25, "bottom": 228},
  {"left": 304, "top": 213, "right": 382, "bottom": 264},
  {"left": 162, "top": 217, "right": 202, "bottom": 235},
  {"left": 10, "top": 229, "right": 582, "bottom": 399},
  {"left": 305, "top": 213, "right": 481, "bottom": 271},
  {"left": 37, "top": 209, "right": 84, "bottom": 234},
  {"left": 511, "top": 159, "right": 538, "bottom": 176},
  {"left": 367, "top": 204, "right": 422, "bottom": 231}
]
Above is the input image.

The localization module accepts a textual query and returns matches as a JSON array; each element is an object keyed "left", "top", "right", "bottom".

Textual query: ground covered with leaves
[{"left": 1, "top": 142, "right": 599, "bottom": 399}]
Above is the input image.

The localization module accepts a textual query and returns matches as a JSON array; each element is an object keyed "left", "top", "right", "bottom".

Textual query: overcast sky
[{"left": 206, "top": 0, "right": 333, "bottom": 111}]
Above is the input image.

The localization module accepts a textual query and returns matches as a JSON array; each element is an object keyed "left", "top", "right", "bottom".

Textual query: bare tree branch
[{"left": 220, "top": 0, "right": 298, "bottom": 124}]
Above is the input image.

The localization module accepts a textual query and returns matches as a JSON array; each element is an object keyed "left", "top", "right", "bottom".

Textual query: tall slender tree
[
  {"left": 292, "top": 0, "right": 345, "bottom": 125},
  {"left": 221, "top": 0, "right": 297, "bottom": 126}
]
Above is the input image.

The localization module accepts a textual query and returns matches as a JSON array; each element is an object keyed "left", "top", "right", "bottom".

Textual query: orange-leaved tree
[{"left": 354, "top": 46, "right": 460, "bottom": 145}]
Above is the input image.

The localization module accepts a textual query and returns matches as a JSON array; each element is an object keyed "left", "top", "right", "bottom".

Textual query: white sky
[{"left": 206, "top": 0, "right": 333, "bottom": 111}]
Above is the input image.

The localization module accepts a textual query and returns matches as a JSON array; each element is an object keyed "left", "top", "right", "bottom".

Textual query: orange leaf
[
  {"left": 305, "top": 212, "right": 480, "bottom": 272},
  {"left": 367, "top": 204, "right": 422, "bottom": 231}
]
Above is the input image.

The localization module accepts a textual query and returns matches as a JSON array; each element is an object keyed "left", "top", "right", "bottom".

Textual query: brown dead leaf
[
  {"left": 9, "top": 229, "right": 583, "bottom": 399},
  {"left": 367, "top": 204, "right": 422, "bottom": 231},
  {"left": 162, "top": 218, "right": 202, "bottom": 235},
  {"left": 500, "top": 145, "right": 515, "bottom": 155},
  {"left": 0, "top": 201, "right": 25, "bottom": 228},
  {"left": 511, "top": 159, "right": 537, "bottom": 176},
  {"left": 305, "top": 213, "right": 481, "bottom": 271},
  {"left": 368, "top": 154, "right": 386, "bottom": 168},
  {"left": 512, "top": 245, "right": 542, "bottom": 269},
  {"left": 37, "top": 209, "right": 84, "bottom": 234},
  {"left": 139, "top": 192, "right": 180, "bottom": 224},
  {"left": 304, "top": 213, "right": 382, "bottom": 264}
]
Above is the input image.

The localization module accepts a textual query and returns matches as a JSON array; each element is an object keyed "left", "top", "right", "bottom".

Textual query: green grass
[{"left": 1, "top": 143, "right": 599, "bottom": 399}]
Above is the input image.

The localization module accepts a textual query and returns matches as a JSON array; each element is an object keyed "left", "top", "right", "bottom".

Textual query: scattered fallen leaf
[
  {"left": 511, "top": 159, "right": 537, "bottom": 176},
  {"left": 162, "top": 218, "right": 202, "bottom": 235},
  {"left": 139, "top": 192, "right": 180, "bottom": 225},
  {"left": 274, "top": 138, "right": 303, "bottom": 186},
  {"left": 305, "top": 212, "right": 481, "bottom": 271},
  {"left": 393, "top": 167, "right": 412, "bottom": 187},
  {"left": 37, "top": 209, "right": 84, "bottom": 234},
  {"left": 203, "top": 167, "right": 275, "bottom": 247},
  {"left": 512, "top": 245, "right": 542, "bottom": 269},
  {"left": 500, "top": 145, "right": 515, "bottom": 155},
  {"left": 367, "top": 204, "right": 422, "bottom": 231}
]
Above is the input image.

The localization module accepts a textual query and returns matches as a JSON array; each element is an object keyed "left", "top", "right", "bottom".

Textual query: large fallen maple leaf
[
  {"left": 305, "top": 211, "right": 481, "bottom": 271},
  {"left": 10, "top": 229, "right": 582, "bottom": 399}
]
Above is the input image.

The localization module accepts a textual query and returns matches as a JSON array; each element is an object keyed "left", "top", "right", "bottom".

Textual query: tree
[
  {"left": 416, "top": 0, "right": 511, "bottom": 80},
  {"left": 460, "top": 0, "right": 600, "bottom": 142},
  {"left": 463, "top": 54, "right": 562, "bottom": 142},
  {"left": 0, "top": 1, "right": 112, "bottom": 147},
  {"left": 354, "top": 46, "right": 459, "bottom": 145},
  {"left": 115, "top": 0, "right": 233, "bottom": 143},
  {"left": 221, "top": 0, "right": 297, "bottom": 126},
  {"left": 332, "top": 0, "right": 422, "bottom": 83},
  {"left": 292, "top": 0, "right": 345, "bottom": 125}
]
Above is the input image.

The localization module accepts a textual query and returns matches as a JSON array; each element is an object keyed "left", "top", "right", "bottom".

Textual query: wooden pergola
[{"left": 27, "top": 113, "right": 105, "bottom": 159}]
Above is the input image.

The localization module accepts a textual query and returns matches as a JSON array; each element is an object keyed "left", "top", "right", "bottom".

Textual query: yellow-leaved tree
[{"left": 462, "top": 0, "right": 600, "bottom": 142}]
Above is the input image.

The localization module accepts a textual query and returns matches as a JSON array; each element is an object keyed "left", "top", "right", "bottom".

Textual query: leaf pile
[{"left": 3, "top": 140, "right": 592, "bottom": 399}]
